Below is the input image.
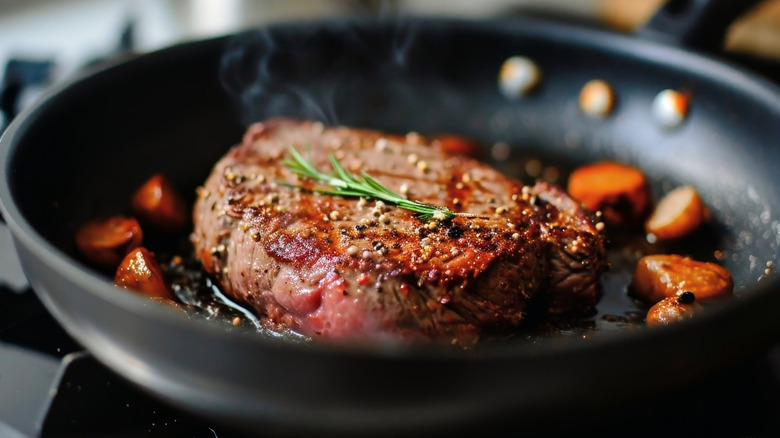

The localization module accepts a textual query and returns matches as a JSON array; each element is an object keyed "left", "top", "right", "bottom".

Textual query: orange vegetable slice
[
  {"left": 114, "top": 247, "right": 175, "bottom": 301},
  {"left": 75, "top": 216, "right": 143, "bottom": 271},
  {"left": 646, "top": 292, "right": 701, "bottom": 327},
  {"left": 567, "top": 161, "right": 651, "bottom": 226},
  {"left": 131, "top": 173, "right": 188, "bottom": 233},
  {"left": 629, "top": 254, "right": 733, "bottom": 304},
  {"left": 645, "top": 185, "right": 707, "bottom": 240},
  {"left": 431, "top": 135, "right": 482, "bottom": 158}
]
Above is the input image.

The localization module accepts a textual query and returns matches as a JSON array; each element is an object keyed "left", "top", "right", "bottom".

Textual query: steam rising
[{"left": 219, "top": 18, "right": 422, "bottom": 128}]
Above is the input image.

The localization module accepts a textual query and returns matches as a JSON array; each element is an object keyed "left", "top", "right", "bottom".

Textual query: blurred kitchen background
[{"left": 1, "top": 0, "right": 780, "bottom": 129}]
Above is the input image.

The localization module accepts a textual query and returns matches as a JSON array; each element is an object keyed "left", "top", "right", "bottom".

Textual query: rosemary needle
[{"left": 281, "top": 147, "right": 465, "bottom": 221}]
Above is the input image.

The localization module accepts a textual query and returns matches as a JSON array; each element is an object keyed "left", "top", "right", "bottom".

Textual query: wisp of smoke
[{"left": 219, "top": 17, "right": 423, "bottom": 128}]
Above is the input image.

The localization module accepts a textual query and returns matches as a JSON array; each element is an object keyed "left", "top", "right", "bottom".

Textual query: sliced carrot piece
[
  {"left": 566, "top": 161, "right": 651, "bottom": 226},
  {"left": 131, "top": 173, "right": 188, "bottom": 233},
  {"left": 431, "top": 135, "right": 482, "bottom": 158},
  {"left": 114, "top": 247, "right": 175, "bottom": 301},
  {"left": 629, "top": 254, "right": 733, "bottom": 304},
  {"left": 645, "top": 185, "right": 707, "bottom": 240},
  {"left": 646, "top": 292, "right": 701, "bottom": 327},
  {"left": 75, "top": 216, "right": 143, "bottom": 271}
]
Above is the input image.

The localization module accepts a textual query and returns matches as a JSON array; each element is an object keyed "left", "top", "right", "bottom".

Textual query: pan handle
[{"left": 638, "top": 0, "right": 763, "bottom": 52}]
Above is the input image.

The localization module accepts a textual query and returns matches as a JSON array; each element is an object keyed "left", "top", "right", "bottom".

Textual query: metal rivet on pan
[
  {"left": 498, "top": 56, "right": 540, "bottom": 98},
  {"left": 653, "top": 89, "right": 689, "bottom": 128},
  {"left": 579, "top": 79, "right": 614, "bottom": 117}
]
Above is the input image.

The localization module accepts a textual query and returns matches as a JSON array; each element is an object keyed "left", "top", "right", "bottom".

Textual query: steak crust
[{"left": 191, "top": 118, "right": 607, "bottom": 343}]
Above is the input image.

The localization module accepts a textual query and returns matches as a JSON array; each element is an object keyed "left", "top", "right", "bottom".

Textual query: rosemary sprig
[{"left": 281, "top": 147, "right": 464, "bottom": 221}]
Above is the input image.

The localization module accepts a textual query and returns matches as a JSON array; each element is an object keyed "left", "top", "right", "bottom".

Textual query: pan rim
[{"left": 0, "top": 15, "right": 779, "bottom": 363}]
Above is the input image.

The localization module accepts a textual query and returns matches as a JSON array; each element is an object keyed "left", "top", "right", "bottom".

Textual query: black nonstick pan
[{"left": 2, "top": 0, "right": 780, "bottom": 436}]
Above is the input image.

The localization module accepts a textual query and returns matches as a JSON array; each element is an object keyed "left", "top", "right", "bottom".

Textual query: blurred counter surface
[{"left": 2, "top": 0, "right": 780, "bottom": 77}]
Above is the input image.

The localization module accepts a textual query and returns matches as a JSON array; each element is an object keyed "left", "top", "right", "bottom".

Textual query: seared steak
[{"left": 191, "top": 118, "right": 607, "bottom": 343}]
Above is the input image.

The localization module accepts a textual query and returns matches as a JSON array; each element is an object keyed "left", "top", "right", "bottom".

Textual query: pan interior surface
[{"left": 1, "top": 17, "right": 780, "bottom": 435}]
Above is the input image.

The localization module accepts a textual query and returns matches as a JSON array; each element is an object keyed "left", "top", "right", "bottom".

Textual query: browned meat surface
[{"left": 191, "top": 118, "right": 607, "bottom": 344}]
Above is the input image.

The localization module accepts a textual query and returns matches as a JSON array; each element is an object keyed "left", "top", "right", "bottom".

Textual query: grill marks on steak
[{"left": 191, "top": 118, "right": 607, "bottom": 343}]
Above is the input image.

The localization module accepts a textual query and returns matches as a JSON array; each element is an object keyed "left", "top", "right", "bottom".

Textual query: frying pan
[{"left": 2, "top": 0, "right": 780, "bottom": 435}]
